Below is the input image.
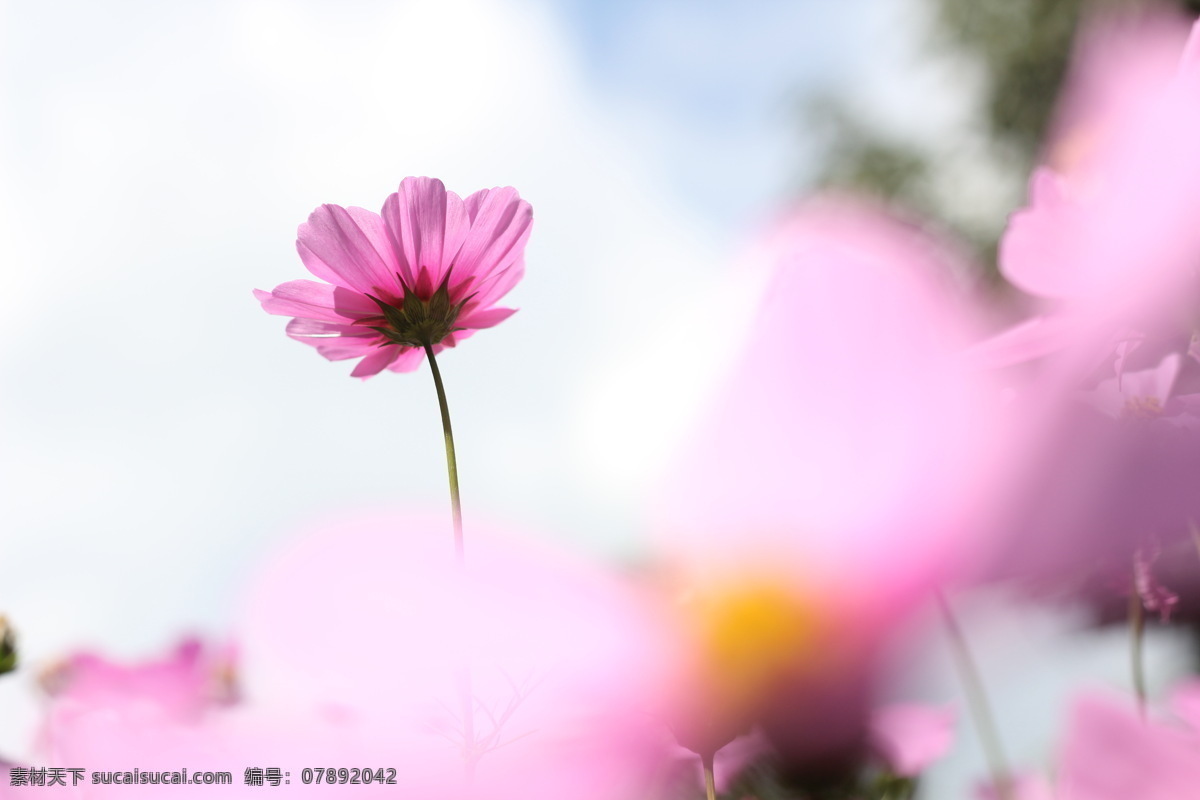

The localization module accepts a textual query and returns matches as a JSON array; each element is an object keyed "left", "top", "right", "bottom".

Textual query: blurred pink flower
[
  {"left": 236, "top": 511, "right": 663, "bottom": 800},
  {"left": 256, "top": 177, "right": 530, "bottom": 379},
  {"left": 1049, "top": 689, "right": 1200, "bottom": 800},
  {"left": 989, "top": 15, "right": 1200, "bottom": 369},
  {"left": 39, "top": 638, "right": 236, "bottom": 723},
  {"left": 649, "top": 202, "right": 1009, "bottom": 771},
  {"left": 22, "top": 516, "right": 661, "bottom": 799},
  {"left": 869, "top": 703, "right": 955, "bottom": 778},
  {"left": 981, "top": 359, "right": 1200, "bottom": 595},
  {"left": 976, "top": 15, "right": 1200, "bottom": 607},
  {"left": 27, "top": 639, "right": 259, "bottom": 799},
  {"left": 976, "top": 775, "right": 1056, "bottom": 800}
]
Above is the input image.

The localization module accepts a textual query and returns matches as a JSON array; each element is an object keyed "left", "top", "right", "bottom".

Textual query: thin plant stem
[
  {"left": 937, "top": 592, "right": 1011, "bottom": 800},
  {"left": 423, "top": 343, "right": 465, "bottom": 566},
  {"left": 422, "top": 343, "right": 474, "bottom": 775},
  {"left": 701, "top": 752, "right": 717, "bottom": 800},
  {"left": 1129, "top": 582, "right": 1147, "bottom": 719}
]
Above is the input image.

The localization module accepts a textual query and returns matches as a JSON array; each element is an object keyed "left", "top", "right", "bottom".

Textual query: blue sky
[{"left": 550, "top": 0, "right": 885, "bottom": 228}]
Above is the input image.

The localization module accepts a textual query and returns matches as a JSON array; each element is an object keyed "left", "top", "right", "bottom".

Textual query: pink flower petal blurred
[
  {"left": 21, "top": 515, "right": 664, "bottom": 799},
  {"left": 980, "top": 18, "right": 1200, "bottom": 597},
  {"left": 1055, "top": 692, "right": 1200, "bottom": 800},
  {"left": 998, "top": 15, "right": 1200, "bottom": 358},
  {"left": 976, "top": 774, "right": 1056, "bottom": 800},
  {"left": 1168, "top": 680, "right": 1200, "bottom": 732},
  {"left": 650, "top": 201, "right": 1010, "bottom": 769},
  {"left": 869, "top": 703, "right": 955, "bottom": 777},
  {"left": 40, "top": 638, "right": 235, "bottom": 724},
  {"left": 236, "top": 511, "right": 662, "bottom": 800},
  {"left": 657, "top": 200, "right": 1004, "bottom": 607}
]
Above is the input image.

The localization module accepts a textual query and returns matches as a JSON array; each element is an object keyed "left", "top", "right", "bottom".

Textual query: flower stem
[
  {"left": 421, "top": 343, "right": 474, "bottom": 774},
  {"left": 1129, "top": 581, "right": 1147, "bottom": 718},
  {"left": 423, "top": 343, "right": 464, "bottom": 567},
  {"left": 937, "top": 592, "right": 1011, "bottom": 800},
  {"left": 701, "top": 752, "right": 716, "bottom": 800}
]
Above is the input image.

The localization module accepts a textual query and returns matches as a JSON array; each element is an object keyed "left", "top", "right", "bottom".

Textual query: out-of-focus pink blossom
[
  {"left": 237, "top": 511, "right": 663, "bottom": 800},
  {"left": 994, "top": 15, "right": 1200, "bottom": 368},
  {"left": 982, "top": 349, "right": 1200, "bottom": 595},
  {"left": 1049, "top": 691, "right": 1200, "bottom": 800},
  {"left": 256, "top": 177, "right": 530, "bottom": 379},
  {"left": 976, "top": 775, "right": 1056, "bottom": 800},
  {"left": 650, "top": 202, "right": 1009, "bottom": 769},
  {"left": 976, "top": 685, "right": 1200, "bottom": 800},
  {"left": 28, "top": 640, "right": 263, "bottom": 799},
  {"left": 1168, "top": 680, "right": 1200, "bottom": 731},
  {"left": 869, "top": 703, "right": 955, "bottom": 778},
  {"left": 22, "top": 515, "right": 661, "bottom": 799},
  {"left": 978, "top": 16, "right": 1200, "bottom": 608},
  {"left": 39, "top": 638, "right": 236, "bottom": 723}
]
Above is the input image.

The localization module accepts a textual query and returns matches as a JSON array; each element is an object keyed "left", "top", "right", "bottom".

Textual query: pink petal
[
  {"left": 237, "top": 512, "right": 664, "bottom": 800},
  {"left": 999, "top": 168, "right": 1083, "bottom": 300},
  {"left": 999, "top": 15, "right": 1200, "bottom": 333},
  {"left": 284, "top": 319, "right": 379, "bottom": 361},
  {"left": 456, "top": 306, "right": 517, "bottom": 330},
  {"left": 254, "top": 280, "right": 378, "bottom": 323},
  {"left": 1183, "top": 19, "right": 1200, "bottom": 75},
  {"left": 296, "top": 204, "right": 399, "bottom": 296},
  {"left": 452, "top": 187, "right": 532, "bottom": 296},
  {"left": 472, "top": 260, "right": 526, "bottom": 310},
  {"left": 385, "top": 347, "right": 426, "bottom": 373},
  {"left": 869, "top": 703, "right": 955, "bottom": 777},
  {"left": 1058, "top": 693, "right": 1200, "bottom": 800},
  {"left": 969, "top": 315, "right": 1078, "bottom": 369},
  {"left": 350, "top": 346, "right": 401, "bottom": 379},
  {"left": 381, "top": 177, "right": 470, "bottom": 289},
  {"left": 1169, "top": 680, "right": 1200, "bottom": 731},
  {"left": 44, "top": 639, "right": 228, "bottom": 723},
  {"left": 345, "top": 205, "right": 402, "bottom": 295},
  {"left": 284, "top": 318, "right": 374, "bottom": 339},
  {"left": 656, "top": 203, "right": 1000, "bottom": 595},
  {"left": 976, "top": 775, "right": 1056, "bottom": 800}
]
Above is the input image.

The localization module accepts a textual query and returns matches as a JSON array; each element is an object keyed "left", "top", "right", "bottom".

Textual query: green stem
[
  {"left": 422, "top": 343, "right": 473, "bottom": 773},
  {"left": 1129, "top": 581, "right": 1147, "bottom": 718},
  {"left": 701, "top": 752, "right": 716, "bottom": 800},
  {"left": 423, "top": 343, "right": 464, "bottom": 566},
  {"left": 937, "top": 592, "right": 1011, "bottom": 800}
]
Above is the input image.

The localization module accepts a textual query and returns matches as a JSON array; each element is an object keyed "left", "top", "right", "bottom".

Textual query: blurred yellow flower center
[{"left": 680, "top": 579, "right": 824, "bottom": 714}]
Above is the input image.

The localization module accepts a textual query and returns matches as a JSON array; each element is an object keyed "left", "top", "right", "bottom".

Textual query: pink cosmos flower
[
  {"left": 648, "top": 201, "right": 1009, "bottom": 776},
  {"left": 256, "top": 177, "right": 531, "bottom": 378}
]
